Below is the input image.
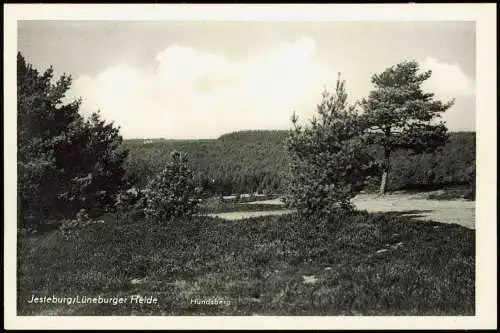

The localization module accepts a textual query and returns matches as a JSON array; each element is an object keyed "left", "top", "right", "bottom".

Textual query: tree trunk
[
  {"left": 379, "top": 149, "right": 391, "bottom": 195},
  {"left": 379, "top": 170, "right": 388, "bottom": 195}
]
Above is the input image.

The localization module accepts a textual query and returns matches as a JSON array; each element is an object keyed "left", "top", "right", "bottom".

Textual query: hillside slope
[{"left": 123, "top": 131, "right": 475, "bottom": 196}]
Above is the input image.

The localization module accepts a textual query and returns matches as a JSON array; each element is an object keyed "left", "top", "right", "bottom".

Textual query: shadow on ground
[{"left": 369, "top": 209, "right": 451, "bottom": 227}]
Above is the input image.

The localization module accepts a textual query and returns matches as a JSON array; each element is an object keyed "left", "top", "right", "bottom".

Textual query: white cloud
[
  {"left": 68, "top": 49, "right": 475, "bottom": 139},
  {"left": 422, "top": 56, "right": 475, "bottom": 99},
  {"left": 70, "top": 37, "right": 333, "bottom": 139},
  {"left": 420, "top": 57, "right": 476, "bottom": 131}
]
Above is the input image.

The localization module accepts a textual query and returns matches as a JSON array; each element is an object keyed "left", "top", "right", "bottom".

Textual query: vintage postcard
[{"left": 3, "top": 3, "right": 497, "bottom": 330}]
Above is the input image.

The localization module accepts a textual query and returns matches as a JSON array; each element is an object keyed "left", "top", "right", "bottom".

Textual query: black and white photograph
[{"left": 3, "top": 3, "right": 497, "bottom": 330}]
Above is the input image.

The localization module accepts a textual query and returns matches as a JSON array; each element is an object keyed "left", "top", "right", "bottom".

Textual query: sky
[{"left": 18, "top": 21, "right": 476, "bottom": 139}]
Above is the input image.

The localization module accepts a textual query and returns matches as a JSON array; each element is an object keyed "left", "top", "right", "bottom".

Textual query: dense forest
[
  {"left": 124, "top": 130, "right": 288, "bottom": 196},
  {"left": 124, "top": 130, "right": 476, "bottom": 196}
]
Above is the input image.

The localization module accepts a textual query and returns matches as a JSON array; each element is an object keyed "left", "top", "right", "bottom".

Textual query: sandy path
[
  {"left": 215, "top": 193, "right": 475, "bottom": 229},
  {"left": 244, "top": 198, "right": 285, "bottom": 205},
  {"left": 351, "top": 193, "right": 475, "bottom": 229},
  {"left": 206, "top": 209, "right": 295, "bottom": 220}
]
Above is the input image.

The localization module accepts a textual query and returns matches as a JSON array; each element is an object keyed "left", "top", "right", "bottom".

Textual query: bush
[
  {"left": 114, "top": 187, "right": 148, "bottom": 221},
  {"left": 463, "top": 164, "right": 476, "bottom": 200},
  {"left": 59, "top": 209, "right": 104, "bottom": 239},
  {"left": 284, "top": 76, "right": 379, "bottom": 218},
  {"left": 144, "top": 151, "right": 200, "bottom": 222}
]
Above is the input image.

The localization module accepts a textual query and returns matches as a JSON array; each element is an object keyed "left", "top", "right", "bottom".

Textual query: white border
[{"left": 4, "top": 4, "right": 497, "bottom": 330}]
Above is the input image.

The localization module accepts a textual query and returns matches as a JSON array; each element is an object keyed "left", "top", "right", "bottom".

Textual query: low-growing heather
[{"left": 18, "top": 210, "right": 474, "bottom": 316}]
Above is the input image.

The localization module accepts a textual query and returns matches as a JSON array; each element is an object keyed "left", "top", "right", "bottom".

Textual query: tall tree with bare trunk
[{"left": 361, "top": 60, "right": 453, "bottom": 195}]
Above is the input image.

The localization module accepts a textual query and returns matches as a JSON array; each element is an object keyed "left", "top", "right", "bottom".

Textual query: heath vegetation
[{"left": 17, "top": 53, "right": 475, "bottom": 316}]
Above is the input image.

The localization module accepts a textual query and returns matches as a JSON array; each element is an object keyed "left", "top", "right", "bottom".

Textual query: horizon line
[{"left": 123, "top": 128, "right": 476, "bottom": 141}]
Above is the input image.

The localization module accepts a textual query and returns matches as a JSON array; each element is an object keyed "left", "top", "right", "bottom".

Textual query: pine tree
[
  {"left": 17, "top": 52, "right": 128, "bottom": 230},
  {"left": 361, "top": 60, "right": 453, "bottom": 194},
  {"left": 144, "top": 151, "right": 200, "bottom": 222},
  {"left": 284, "top": 75, "right": 378, "bottom": 217}
]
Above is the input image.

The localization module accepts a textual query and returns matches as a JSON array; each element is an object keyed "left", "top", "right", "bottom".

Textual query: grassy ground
[{"left": 17, "top": 210, "right": 475, "bottom": 316}]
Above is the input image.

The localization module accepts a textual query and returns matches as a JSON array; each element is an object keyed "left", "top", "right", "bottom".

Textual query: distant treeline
[{"left": 124, "top": 130, "right": 475, "bottom": 195}]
